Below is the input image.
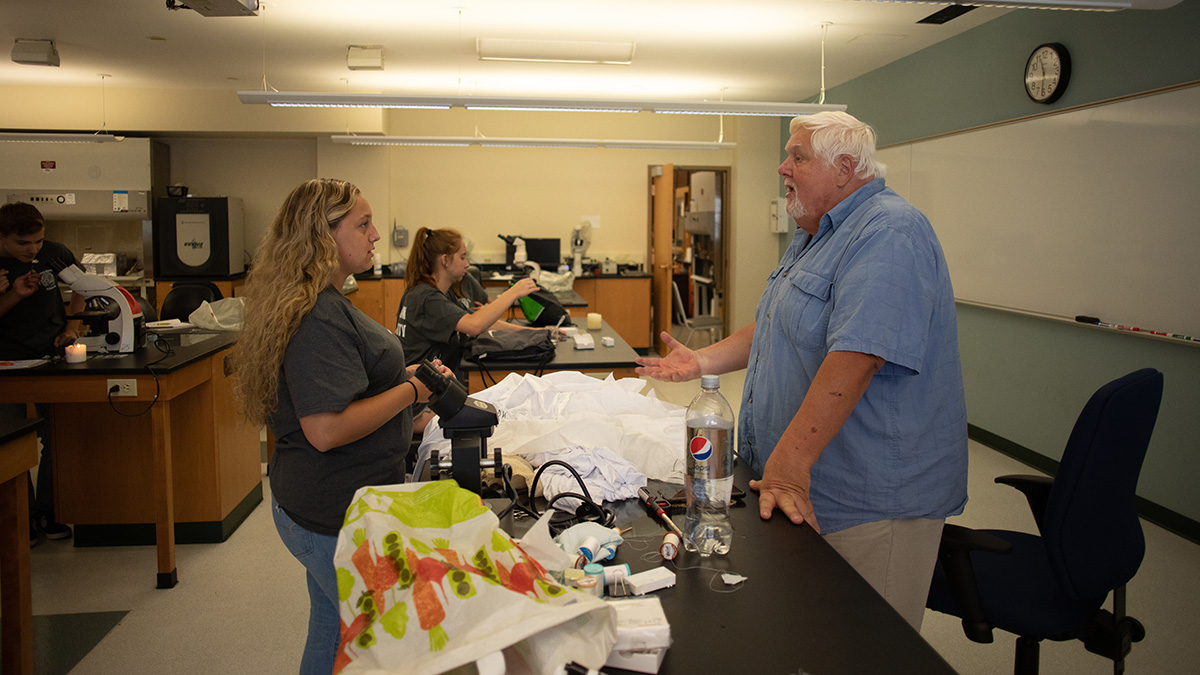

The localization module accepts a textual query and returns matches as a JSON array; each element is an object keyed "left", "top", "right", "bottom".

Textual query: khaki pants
[{"left": 823, "top": 517, "right": 945, "bottom": 631}]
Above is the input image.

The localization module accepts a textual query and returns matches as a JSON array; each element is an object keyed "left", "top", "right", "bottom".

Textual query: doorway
[{"left": 648, "top": 164, "right": 730, "bottom": 356}]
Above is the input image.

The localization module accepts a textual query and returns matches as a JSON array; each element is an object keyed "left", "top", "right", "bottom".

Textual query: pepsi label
[{"left": 686, "top": 421, "right": 732, "bottom": 480}]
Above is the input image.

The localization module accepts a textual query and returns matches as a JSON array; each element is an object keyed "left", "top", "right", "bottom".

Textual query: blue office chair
[
  {"left": 927, "top": 368, "right": 1162, "bottom": 675},
  {"left": 160, "top": 281, "right": 223, "bottom": 322}
]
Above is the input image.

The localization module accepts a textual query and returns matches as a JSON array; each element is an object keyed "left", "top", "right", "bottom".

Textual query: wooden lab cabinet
[
  {"left": 574, "top": 276, "right": 652, "bottom": 349},
  {"left": 347, "top": 277, "right": 406, "bottom": 330}
]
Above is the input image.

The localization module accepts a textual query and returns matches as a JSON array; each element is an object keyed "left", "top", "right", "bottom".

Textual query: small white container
[{"left": 604, "top": 597, "right": 672, "bottom": 674}]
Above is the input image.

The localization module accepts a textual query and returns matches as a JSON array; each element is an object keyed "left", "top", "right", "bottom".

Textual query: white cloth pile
[{"left": 416, "top": 372, "right": 686, "bottom": 506}]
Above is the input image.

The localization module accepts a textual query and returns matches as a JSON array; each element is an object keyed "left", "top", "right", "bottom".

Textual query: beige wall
[
  {"left": 379, "top": 108, "right": 738, "bottom": 270},
  {"left": 3, "top": 83, "right": 784, "bottom": 331},
  {"left": 164, "top": 137, "right": 318, "bottom": 262},
  {"left": 729, "top": 116, "right": 783, "bottom": 331}
]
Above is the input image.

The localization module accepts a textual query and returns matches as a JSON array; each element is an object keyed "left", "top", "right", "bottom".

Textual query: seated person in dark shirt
[
  {"left": 0, "top": 201, "right": 85, "bottom": 543},
  {"left": 395, "top": 227, "right": 542, "bottom": 386}
]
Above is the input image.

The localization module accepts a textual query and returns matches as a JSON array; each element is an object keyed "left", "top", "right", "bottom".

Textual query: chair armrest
[
  {"left": 996, "top": 474, "right": 1053, "bottom": 534},
  {"left": 940, "top": 522, "right": 1013, "bottom": 555},
  {"left": 937, "top": 523, "right": 1013, "bottom": 644}
]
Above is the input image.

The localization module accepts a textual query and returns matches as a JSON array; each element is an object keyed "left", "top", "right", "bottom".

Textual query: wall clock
[{"left": 1024, "top": 43, "right": 1071, "bottom": 104}]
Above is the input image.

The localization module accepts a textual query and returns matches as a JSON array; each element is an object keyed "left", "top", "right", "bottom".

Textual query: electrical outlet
[{"left": 107, "top": 379, "right": 137, "bottom": 397}]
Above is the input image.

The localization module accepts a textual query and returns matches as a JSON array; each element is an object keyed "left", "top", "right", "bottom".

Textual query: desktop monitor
[{"left": 506, "top": 237, "right": 561, "bottom": 268}]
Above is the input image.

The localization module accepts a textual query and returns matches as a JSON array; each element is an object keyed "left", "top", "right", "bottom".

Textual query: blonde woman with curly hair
[{"left": 233, "top": 178, "right": 449, "bottom": 675}]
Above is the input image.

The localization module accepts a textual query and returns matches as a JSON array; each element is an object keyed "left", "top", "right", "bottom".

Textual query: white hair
[{"left": 789, "top": 111, "right": 886, "bottom": 181}]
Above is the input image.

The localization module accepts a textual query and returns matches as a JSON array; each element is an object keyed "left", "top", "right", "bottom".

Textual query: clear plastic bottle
[{"left": 683, "top": 374, "right": 735, "bottom": 556}]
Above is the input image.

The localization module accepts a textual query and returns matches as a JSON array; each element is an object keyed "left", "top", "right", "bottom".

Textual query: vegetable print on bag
[{"left": 332, "top": 481, "right": 614, "bottom": 675}]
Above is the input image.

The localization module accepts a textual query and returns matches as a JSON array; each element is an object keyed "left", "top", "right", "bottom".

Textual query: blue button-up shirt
[{"left": 739, "top": 178, "right": 967, "bottom": 534}]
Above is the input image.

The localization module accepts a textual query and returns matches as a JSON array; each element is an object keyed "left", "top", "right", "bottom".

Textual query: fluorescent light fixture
[
  {"left": 239, "top": 91, "right": 845, "bottom": 117},
  {"left": 0, "top": 132, "right": 125, "bottom": 143},
  {"left": 477, "top": 38, "right": 635, "bottom": 65},
  {"left": 331, "top": 135, "right": 735, "bottom": 151}
]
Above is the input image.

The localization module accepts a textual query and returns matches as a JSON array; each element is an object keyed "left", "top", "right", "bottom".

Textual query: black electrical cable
[
  {"left": 106, "top": 333, "right": 174, "bottom": 417},
  {"left": 523, "top": 459, "right": 615, "bottom": 534}
]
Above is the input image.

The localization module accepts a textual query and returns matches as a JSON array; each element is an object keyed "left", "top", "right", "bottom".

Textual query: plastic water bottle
[{"left": 683, "top": 374, "right": 735, "bottom": 556}]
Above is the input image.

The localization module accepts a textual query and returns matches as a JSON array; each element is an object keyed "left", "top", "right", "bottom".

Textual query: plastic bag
[
  {"left": 535, "top": 270, "right": 574, "bottom": 294},
  {"left": 187, "top": 297, "right": 245, "bottom": 330},
  {"left": 333, "top": 481, "right": 615, "bottom": 675}
]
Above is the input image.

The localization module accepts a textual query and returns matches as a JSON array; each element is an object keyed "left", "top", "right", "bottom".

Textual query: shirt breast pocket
[{"left": 781, "top": 270, "right": 833, "bottom": 351}]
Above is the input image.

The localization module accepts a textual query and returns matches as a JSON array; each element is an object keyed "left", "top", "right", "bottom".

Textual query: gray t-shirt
[
  {"left": 268, "top": 286, "right": 413, "bottom": 535},
  {"left": 395, "top": 282, "right": 470, "bottom": 373}
]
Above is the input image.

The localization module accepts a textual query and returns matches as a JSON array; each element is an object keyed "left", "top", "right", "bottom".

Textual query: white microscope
[{"left": 58, "top": 264, "right": 146, "bottom": 353}]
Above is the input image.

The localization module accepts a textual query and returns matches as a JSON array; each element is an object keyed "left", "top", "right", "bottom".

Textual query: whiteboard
[{"left": 878, "top": 84, "right": 1200, "bottom": 337}]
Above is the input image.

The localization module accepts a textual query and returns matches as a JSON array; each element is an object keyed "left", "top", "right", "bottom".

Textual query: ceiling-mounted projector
[
  {"left": 12, "top": 39, "right": 60, "bottom": 67},
  {"left": 165, "top": 0, "right": 258, "bottom": 17}
]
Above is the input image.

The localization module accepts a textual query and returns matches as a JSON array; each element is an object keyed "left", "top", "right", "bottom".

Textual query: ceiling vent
[{"left": 347, "top": 45, "right": 384, "bottom": 71}]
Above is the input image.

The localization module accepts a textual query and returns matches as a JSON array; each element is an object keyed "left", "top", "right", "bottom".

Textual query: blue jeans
[{"left": 272, "top": 496, "right": 341, "bottom": 675}]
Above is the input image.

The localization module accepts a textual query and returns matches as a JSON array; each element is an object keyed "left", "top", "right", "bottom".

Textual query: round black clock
[{"left": 1024, "top": 43, "right": 1071, "bottom": 104}]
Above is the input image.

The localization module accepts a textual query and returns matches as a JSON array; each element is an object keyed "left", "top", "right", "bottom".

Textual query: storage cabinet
[
  {"left": 347, "top": 277, "right": 406, "bottom": 330},
  {"left": 574, "top": 276, "right": 651, "bottom": 349}
]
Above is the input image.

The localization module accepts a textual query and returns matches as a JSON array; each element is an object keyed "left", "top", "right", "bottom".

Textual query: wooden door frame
[{"left": 648, "top": 164, "right": 731, "bottom": 357}]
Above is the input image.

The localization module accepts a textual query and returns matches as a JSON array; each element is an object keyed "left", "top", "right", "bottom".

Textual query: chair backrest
[
  {"left": 131, "top": 291, "right": 157, "bottom": 323},
  {"left": 671, "top": 280, "right": 689, "bottom": 327},
  {"left": 160, "top": 282, "right": 219, "bottom": 321},
  {"left": 1043, "top": 368, "right": 1162, "bottom": 601}
]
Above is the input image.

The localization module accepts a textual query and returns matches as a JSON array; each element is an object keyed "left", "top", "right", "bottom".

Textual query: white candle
[
  {"left": 65, "top": 343, "right": 87, "bottom": 363},
  {"left": 587, "top": 312, "right": 602, "bottom": 330}
]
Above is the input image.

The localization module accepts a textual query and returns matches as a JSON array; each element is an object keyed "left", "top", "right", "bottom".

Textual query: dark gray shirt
[
  {"left": 268, "top": 286, "right": 413, "bottom": 535},
  {"left": 395, "top": 282, "right": 470, "bottom": 374},
  {"left": 0, "top": 240, "right": 77, "bottom": 359}
]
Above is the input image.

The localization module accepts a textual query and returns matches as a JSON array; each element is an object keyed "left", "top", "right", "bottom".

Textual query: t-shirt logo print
[
  {"left": 690, "top": 436, "right": 713, "bottom": 462},
  {"left": 39, "top": 269, "right": 56, "bottom": 290}
]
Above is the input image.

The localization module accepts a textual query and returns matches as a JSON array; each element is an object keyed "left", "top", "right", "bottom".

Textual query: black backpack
[{"left": 518, "top": 288, "right": 570, "bottom": 327}]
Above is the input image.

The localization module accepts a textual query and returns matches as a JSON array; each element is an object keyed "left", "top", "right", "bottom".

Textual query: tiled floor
[{"left": 21, "top": 335, "right": 1200, "bottom": 673}]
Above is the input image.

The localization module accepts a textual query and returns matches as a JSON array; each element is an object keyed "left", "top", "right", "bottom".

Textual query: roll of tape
[
  {"left": 575, "top": 575, "right": 602, "bottom": 596},
  {"left": 660, "top": 532, "right": 681, "bottom": 561},
  {"left": 578, "top": 535, "right": 600, "bottom": 562}
]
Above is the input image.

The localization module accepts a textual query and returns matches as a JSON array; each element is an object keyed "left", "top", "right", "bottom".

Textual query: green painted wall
[
  {"left": 830, "top": 0, "right": 1200, "bottom": 146},
  {"left": 776, "top": 0, "right": 1200, "bottom": 528}
]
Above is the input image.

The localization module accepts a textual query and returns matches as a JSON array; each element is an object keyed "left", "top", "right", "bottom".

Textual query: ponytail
[{"left": 404, "top": 227, "right": 464, "bottom": 290}]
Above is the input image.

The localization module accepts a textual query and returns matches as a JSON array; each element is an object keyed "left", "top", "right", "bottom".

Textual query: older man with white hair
[{"left": 636, "top": 111, "right": 967, "bottom": 629}]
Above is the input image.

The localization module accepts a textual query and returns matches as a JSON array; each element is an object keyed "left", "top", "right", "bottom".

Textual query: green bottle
[{"left": 517, "top": 294, "right": 544, "bottom": 322}]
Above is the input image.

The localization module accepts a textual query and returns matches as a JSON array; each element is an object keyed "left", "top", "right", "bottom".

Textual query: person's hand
[
  {"left": 53, "top": 328, "right": 79, "bottom": 349},
  {"left": 12, "top": 271, "right": 39, "bottom": 299},
  {"left": 0, "top": 270, "right": 9, "bottom": 294},
  {"left": 505, "top": 277, "right": 539, "bottom": 300},
  {"left": 405, "top": 359, "right": 454, "bottom": 403},
  {"left": 634, "top": 332, "right": 701, "bottom": 382},
  {"left": 749, "top": 449, "right": 820, "bottom": 533}
]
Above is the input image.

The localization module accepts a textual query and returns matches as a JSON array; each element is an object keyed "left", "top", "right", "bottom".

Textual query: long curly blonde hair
[{"left": 232, "top": 178, "right": 360, "bottom": 426}]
